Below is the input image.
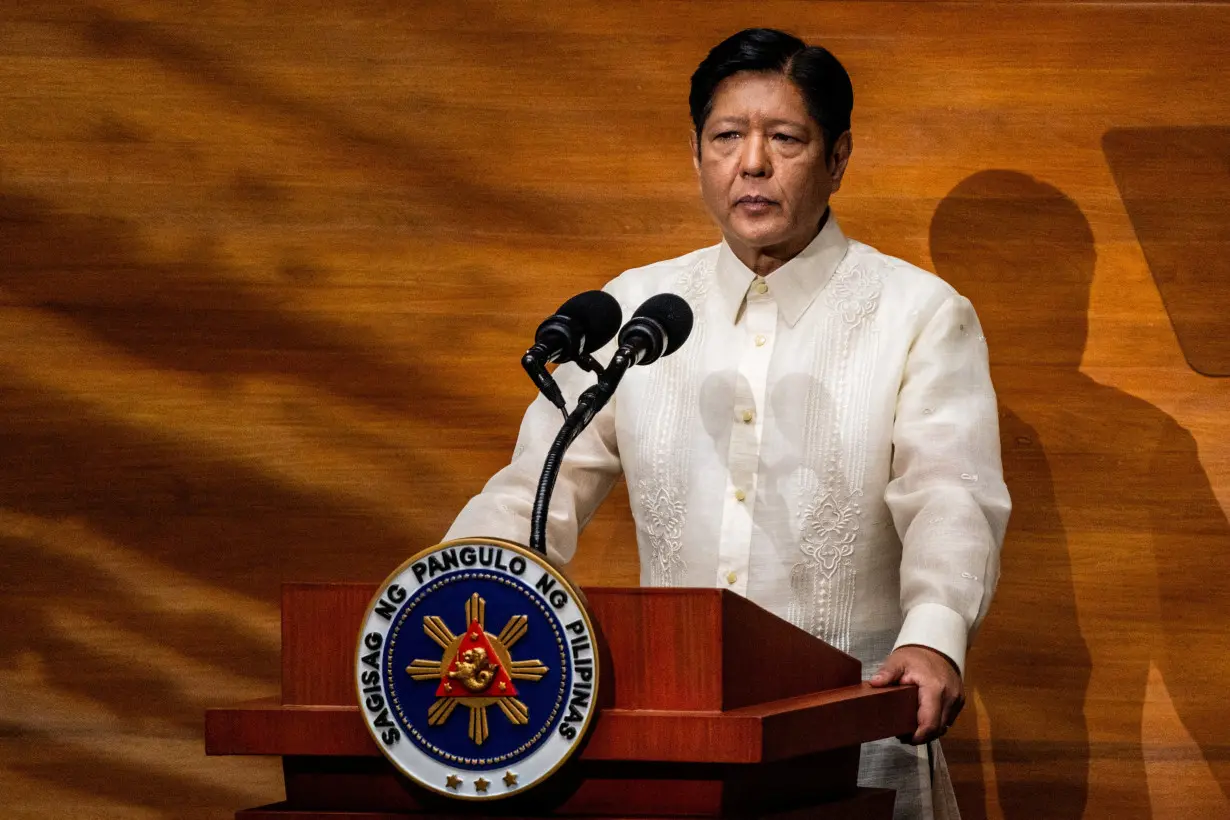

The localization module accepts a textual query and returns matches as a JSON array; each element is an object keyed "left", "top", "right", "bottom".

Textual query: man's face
[{"left": 692, "top": 72, "right": 850, "bottom": 263}]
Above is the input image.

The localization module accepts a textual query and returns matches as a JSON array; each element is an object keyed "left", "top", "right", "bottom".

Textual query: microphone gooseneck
[{"left": 528, "top": 293, "right": 694, "bottom": 555}]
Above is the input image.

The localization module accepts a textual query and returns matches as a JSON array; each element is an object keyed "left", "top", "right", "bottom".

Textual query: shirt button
[
  {"left": 753, "top": 281, "right": 768, "bottom": 295},
  {"left": 754, "top": 334, "right": 766, "bottom": 347},
  {"left": 741, "top": 409, "right": 754, "bottom": 423},
  {"left": 734, "top": 489, "right": 746, "bottom": 502},
  {"left": 726, "top": 571, "right": 738, "bottom": 584}
]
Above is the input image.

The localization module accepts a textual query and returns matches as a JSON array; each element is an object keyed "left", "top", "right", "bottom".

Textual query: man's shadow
[
  {"left": 930, "top": 170, "right": 1230, "bottom": 818},
  {"left": 929, "top": 170, "right": 1093, "bottom": 818}
]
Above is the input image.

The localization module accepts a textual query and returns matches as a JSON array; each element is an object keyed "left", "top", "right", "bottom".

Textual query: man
[{"left": 446, "top": 28, "right": 1010, "bottom": 819}]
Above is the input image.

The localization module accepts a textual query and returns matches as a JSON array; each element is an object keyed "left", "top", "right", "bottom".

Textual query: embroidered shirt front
[{"left": 446, "top": 215, "right": 1010, "bottom": 677}]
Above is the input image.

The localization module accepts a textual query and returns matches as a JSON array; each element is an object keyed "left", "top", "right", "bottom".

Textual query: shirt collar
[{"left": 714, "top": 214, "right": 850, "bottom": 327}]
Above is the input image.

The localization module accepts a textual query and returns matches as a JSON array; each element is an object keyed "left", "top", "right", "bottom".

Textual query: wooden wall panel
[{"left": 0, "top": 2, "right": 1227, "bottom": 818}]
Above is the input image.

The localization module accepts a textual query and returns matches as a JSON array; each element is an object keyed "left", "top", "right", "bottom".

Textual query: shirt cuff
[{"left": 893, "top": 602, "right": 969, "bottom": 677}]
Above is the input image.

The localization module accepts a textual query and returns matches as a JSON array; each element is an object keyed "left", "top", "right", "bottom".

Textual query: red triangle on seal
[{"left": 435, "top": 620, "right": 518, "bottom": 698}]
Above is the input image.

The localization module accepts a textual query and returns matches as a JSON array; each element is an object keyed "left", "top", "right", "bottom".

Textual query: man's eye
[
  {"left": 714, "top": 131, "right": 739, "bottom": 141},
  {"left": 773, "top": 133, "right": 799, "bottom": 143}
]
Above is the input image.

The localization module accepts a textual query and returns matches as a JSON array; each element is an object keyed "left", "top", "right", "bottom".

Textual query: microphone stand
[
  {"left": 522, "top": 350, "right": 607, "bottom": 423},
  {"left": 528, "top": 349, "right": 633, "bottom": 556}
]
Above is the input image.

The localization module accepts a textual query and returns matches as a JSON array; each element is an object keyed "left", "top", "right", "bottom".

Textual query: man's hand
[{"left": 868, "top": 645, "right": 964, "bottom": 745}]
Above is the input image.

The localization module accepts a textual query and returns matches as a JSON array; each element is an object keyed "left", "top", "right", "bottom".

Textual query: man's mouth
[{"left": 735, "top": 195, "right": 778, "bottom": 206}]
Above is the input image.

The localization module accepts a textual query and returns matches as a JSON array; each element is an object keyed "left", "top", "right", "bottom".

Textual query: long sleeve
[
  {"left": 884, "top": 292, "right": 1011, "bottom": 676},
  {"left": 444, "top": 358, "right": 624, "bottom": 565}
]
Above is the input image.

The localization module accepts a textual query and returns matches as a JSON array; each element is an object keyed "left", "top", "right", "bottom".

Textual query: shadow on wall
[
  {"left": 0, "top": 189, "right": 467, "bottom": 419},
  {"left": 1104, "top": 127, "right": 1230, "bottom": 377},
  {"left": 0, "top": 6, "right": 591, "bottom": 811},
  {"left": 930, "top": 170, "right": 1230, "bottom": 819},
  {"left": 0, "top": 185, "right": 455, "bottom": 814}
]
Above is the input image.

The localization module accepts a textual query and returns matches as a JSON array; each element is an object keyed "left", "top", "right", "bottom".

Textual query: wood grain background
[{"left": 1, "top": 2, "right": 1227, "bottom": 817}]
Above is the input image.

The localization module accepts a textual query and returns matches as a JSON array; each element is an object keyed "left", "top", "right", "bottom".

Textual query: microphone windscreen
[
  {"left": 631, "top": 293, "right": 694, "bottom": 356},
  {"left": 555, "top": 290, "right": 623, "bottom": 354}
]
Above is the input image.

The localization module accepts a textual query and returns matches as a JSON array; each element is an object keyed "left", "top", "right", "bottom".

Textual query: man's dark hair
[{"left": 689, "top": 28, "right": 853, "bottom": 158}]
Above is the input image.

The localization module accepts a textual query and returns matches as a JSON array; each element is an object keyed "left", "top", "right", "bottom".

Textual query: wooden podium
[{"left": 206, "top": 583, "right": 918, "bottom": 818}]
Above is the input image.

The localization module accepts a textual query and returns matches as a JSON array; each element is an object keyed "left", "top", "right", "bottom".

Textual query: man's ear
[
  {"left": 689, "top": 130, "right": 701, "bottom": 173},
  {"left": 829, "top": 131, "right": 853, "bottom": 192}
]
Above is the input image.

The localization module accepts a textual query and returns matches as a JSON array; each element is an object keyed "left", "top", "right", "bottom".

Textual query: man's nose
[{"left": 740, "top": 133, "right": 770, "bottom": 177}]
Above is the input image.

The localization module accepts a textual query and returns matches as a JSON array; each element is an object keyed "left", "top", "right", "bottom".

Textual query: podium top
[
  {"left": 205, "top": 582, "right": 915, "bottom": 766},
  {"left": 581, "top": 586, "right": 862, "bottom": 711},
  {"left": 282, "top": 583, "right": 861, "bottom": 711}
]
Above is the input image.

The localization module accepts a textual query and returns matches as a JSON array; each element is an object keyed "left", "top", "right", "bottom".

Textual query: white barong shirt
[{"left": 447, "top": 215, "right": 1011, "bottom": 818}]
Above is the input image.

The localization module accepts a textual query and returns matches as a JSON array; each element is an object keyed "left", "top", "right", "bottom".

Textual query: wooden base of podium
[
  {"left": 249, "top": 750, "right": 890, "bottom": 819},
  {"left": 235, "top": 787, "right": 895, "bottom": 819}
]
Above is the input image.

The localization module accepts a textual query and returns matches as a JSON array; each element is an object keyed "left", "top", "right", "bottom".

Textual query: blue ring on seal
[{"left": 382, "top": 569, "right": 571, "bottom": 771}]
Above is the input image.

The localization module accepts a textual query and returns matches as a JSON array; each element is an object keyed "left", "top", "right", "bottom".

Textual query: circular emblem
[{"left": 356, "top": 538, "right": 600, "bottom": 800}]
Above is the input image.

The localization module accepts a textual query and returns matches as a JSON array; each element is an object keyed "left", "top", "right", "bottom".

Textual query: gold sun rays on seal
[{"left": 406, "top": 593, "right": 548, "bottom": 745}]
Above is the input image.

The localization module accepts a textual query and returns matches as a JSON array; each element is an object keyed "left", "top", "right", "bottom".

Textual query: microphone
[
  {"left": 609, "top": 293, "right": 695, "bottom": 369},
  {"left": 528, "top": 292, "right": 694, "bottom": 556},
  {"left": 522, "top": 290, "right": 622, "bottom": 412}
]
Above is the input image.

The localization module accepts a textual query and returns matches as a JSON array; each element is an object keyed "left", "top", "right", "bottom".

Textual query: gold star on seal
[
  {"left": 503, "top": 771, "right": 518, "bottom": 787},
  {"left": 474, "top": 777, "right": 490, "bottom": 793},
  {"left": 445, "top": 774, "right": 463, "bottom": 790}
]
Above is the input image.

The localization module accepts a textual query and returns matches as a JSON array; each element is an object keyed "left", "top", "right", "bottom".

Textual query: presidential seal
[{"left": 356, "top": 538, "right": 600, "bottom": 800}]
